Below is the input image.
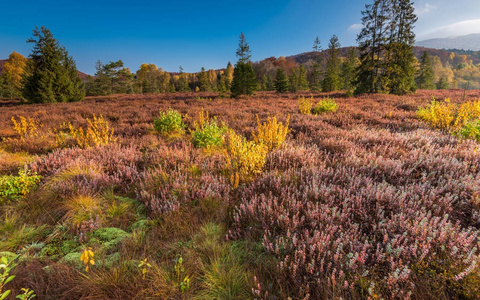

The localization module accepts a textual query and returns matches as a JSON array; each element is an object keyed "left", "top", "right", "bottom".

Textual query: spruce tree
[
  {"left": 298, "top": 65, "right": 309, "bottom": 91},
  {"left": 355, "top": 0, "right": 390, "bottom": 94},
  {"left": 356, "top": 0, "right": 417, "bottom": 95},
  {"left": 177, "top": 66, "right": 191, "bottom": 92},
  {"left": 311, "top": 36, "right": 323, "bottom": 91},
  {"left": 341, "top": 47, "right": 358, "bottom": 91},
  {"left": 288, "top": 68, "right": 298, "bottom": 92},
  {"left": 417, "top": 51, "right": 436, "bottom": 89},
  {"left": 231, "top": 33, "right": 257, "bottom": 97},
  {"left": 322, "top": 35, "right": 342, "bottom": 92},
  {"left": 22, "top": 26, "right": 84, "bottom": 103},
  {"left": 384, "top": 0, "right": 417, "bottom": 94},
  {"left": 274, "top": 68, "right": 288, "bottom": 93}
]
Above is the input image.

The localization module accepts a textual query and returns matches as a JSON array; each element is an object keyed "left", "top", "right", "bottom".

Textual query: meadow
[{"left": 1, "top": 90, "right": 480, "bottom": 299}]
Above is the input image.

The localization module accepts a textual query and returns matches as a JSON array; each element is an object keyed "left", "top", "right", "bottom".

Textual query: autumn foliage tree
[{"left": 0, "top": 51, "right": 26, "bottom": 98}]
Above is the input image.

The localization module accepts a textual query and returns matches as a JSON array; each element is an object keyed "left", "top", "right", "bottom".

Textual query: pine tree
[
  {"left": 236, "top": 33, "right": 251, "bottom": 64},
  {"left": 22, "top": 26, "right": 84, "bottom": 103},
  {"left": 341, "top": 47, "right": 358, "bottom": 91},
  {"left": 88, "top": 60, "right": 133, "bottom": 95},
  {"left": 384, "top": 0, "right": 417, "bottom": 94},
  {"left": 197, "top": 67, "right": 212, "bottom": 92},
  {"left": 298, "top": 65, "right": 309, "bottom": 91},
  {"left": 288, "top": 68, "right": 298, "bottom": 92},
  {"left": 355, "top": 0, "right": 390, "bottom": 94},
  {"left": 322, "top": 35, "right": 342, "bottom": 92},
  {"left": 356, "top": 0, "right": 417, "bottom": 95},
  {"left": 231, "top": 33, "right": 257, "bottom": 97},
  {"left": 311, "top": 36, "right": 323, "bottom": 91},
  {"left": 177, "top": 66, "right": 191, "bottom": 92},
  {"left": 437, "top": 76, "right": 449, "bottom": 90},
  {"left": 417, "top": 51, "right": 436, "bottom": 89},
  {"left": 274, "top": 68, "right": 288, "bottom": 93}
]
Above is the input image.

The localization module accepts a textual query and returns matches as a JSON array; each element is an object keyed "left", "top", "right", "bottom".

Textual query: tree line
[{"left": 1, "top": 0, "right": 478, "bottom": 103}]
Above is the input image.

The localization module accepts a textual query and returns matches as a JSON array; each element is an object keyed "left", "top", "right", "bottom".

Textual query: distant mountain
[
  {"left": 285, "top": 46, "right": 480, "bottom": 66},
  {"left": 0, "top": 59, "right": 90, "bottom": 81},
  {"left": 416, "top": 34, "right": 480, "bottom": 51}
]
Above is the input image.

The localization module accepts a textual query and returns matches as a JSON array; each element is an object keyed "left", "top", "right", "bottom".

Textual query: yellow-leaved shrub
[
  {"left": 252, "top": 115, "right": 290, "bottom": 151},
  {"left": 223, "top": 130, "right": 268, "bottom": 182},
  {"left": 298, "top": 96, "right": 313, "bottom": 115},
  {"left": 68, "top": 114, "right": 116, "bottom": 148},
  {"left": 11, "top": 116, "right": 39, "bottom": 140},
  {"left": 417, "top": 98, "right": 480, "bottom": 132}
]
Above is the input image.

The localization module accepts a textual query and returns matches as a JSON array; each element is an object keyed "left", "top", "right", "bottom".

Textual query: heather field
[{"left": 2, "top": 90, "right": 480, "bottom": 299}]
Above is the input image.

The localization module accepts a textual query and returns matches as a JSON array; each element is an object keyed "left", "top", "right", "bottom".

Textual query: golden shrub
[
  {"left": 68, "top": 114, "right": 117, "bottom": 148},
  {"left": 223, "top": 130, "right": 268, "bottom": 181},
  {"left": 298, "top": 96, "right": 313, "bottom": 115},
  {"left": 252, "top": 115, "right": 290, "bottom": 151},
  {"left": 417, "top": 98, "right": 456, "bottom": 131},
  {"left": 11, "top": 116, "right": 39, "bottom": 139},
  {"left": 417, "top": 98, "right": 480, "bottom": 132}
]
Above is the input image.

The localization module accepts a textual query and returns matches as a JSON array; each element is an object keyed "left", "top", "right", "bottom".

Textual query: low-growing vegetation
[{"left": 1, "top": 90, "right": 480, "bottom": 299}]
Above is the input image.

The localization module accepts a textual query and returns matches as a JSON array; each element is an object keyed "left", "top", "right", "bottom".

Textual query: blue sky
[{"left": 1, "top": 0, "right": 479, "bottom": 75}]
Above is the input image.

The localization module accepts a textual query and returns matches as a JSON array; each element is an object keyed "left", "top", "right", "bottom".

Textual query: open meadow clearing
[{"left": 1, "top": 90, "right": 480, "bottom": 299}]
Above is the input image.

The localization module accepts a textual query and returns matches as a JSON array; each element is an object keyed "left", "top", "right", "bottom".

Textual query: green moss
[{"left": 60, "top": 252, "right": 83, "bottom": 270}]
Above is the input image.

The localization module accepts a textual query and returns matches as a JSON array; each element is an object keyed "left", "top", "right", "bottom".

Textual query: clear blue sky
[{"left": 1, "top": 0, "right": 478, "bottom": 75}]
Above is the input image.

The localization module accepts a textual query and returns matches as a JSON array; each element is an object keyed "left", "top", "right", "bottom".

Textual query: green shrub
[
  {"left": 154, "top": 109, "right": 185, "bottom": 135},
  {"left": 313, "top": 97, "right": 337, "bottom": 114},
  {"left": 0, "top": 170, "right": 41, "bottom": 204},
  {"left": 191, "top": 120, "right": 227, "bottom": 149},
  {"left": 459, "top": 119, "right": 480, "bottom": 141}
]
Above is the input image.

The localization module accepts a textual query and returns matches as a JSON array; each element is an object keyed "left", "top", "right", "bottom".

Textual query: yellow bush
[
  {"left": 417, "top": 98, "right": 480, "bottom": 132},
  {"left": 11, "top": 116, "right": 38, "bottom": 139},
  {"left": 223, "top": 130, "right": 268, "bottom": 181},
  {"left": 455, "top": 99, "right": 480, "bottom": 130},
  {"left": 298, "top": 96, "right": 313, "bottom": 115},
  {"left": 417, "top": 98, "right": 456, "bottom": 131},
  {"left": 68, "top": 114, "right": 116, "bottom": 148},
  {"left": 252, "top": 115, "right": 290, "bottom": 151}
]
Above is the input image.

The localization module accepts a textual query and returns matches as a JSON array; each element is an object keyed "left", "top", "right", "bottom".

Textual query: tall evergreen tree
[
  {"left": 322, "top": 35, "right": 342, "bottom": 92},
  {"left": 298, "top": 65, "right": 309, "bottom": 91},
  {"left": 274, "top": 68, "right": 288, "bottom": 93},
  {"left": 236, "top": 33, "right": 251, "bottom": 64},
  {"left": 384, "top": 0, "right": 417, "bottom": 94},
  {"left": 231, "top": 33, "right": 256, "bottom": 97},
  {"left": 356, "top": 0, "right": 417, "bottom": 95},
  {"left": 311, "top": 36, "right": 323, "bottom": 91},
  {"left": 197, "top": 67, "right": 212, "bottom": 92},
  {"left": 88, "top": 60, "right": 134, "bottom": 95},
  {"left": 341, "top": 47, "right": 358, "bottom": 91},
  {"left": 22, "top": 26, "right": 84, "bottom": 103},
  {"left": 355, "top": 0, "right": 390, "bottom": 94},
  {"left": 177, "top": 66, "right": 191, "bottom": 92},
  {"left": 288, "top": 68, "right": 298, "bottom": 92},
  {"left": 417, "top": 51, "right": 436, "bottom": 89}
]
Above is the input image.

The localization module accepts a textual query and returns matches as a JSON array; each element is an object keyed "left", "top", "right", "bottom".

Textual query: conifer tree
[
  {"left": 231, "top": 33, "right": 257, "bottom": 97},
  {"left": 311, "top": 36, "right": 323, "bottom": 91},
  {"left": 356, "top": 0, "right": 417, "bottom": 95},
  {"left": 177, "top": 66, "right": 191, "bottom": 92},
  {"left": 322, "top": 35, "right": 342, "bottom": 92},
  {"left": 341, "top": 47, "right": 358, "bottom": 91},
  {"left": 288, "top": 68, "right": 298, "bottom": 92},
  {"left": 274, "top": 68, "right": 288, "bottom": 93},
  {"left": 298, "top": 65, "right": 309, "bottom": 91},
  {"left": 22, "top": 26, "right": 84, "bottom": 103},
  {"left": 384, "top": 0, "right": 417, "bottom": 94},
  {"left": 417, "top": 51, "right": 436, "bottom": 89},
  {"left": 356, "top": 0, "right": 390, "bottom": 94}
]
